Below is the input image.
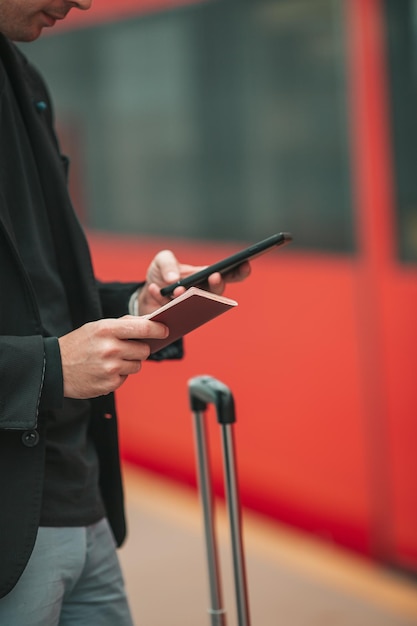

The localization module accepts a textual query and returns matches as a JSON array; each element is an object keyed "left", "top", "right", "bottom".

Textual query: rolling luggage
[{"left": 188, "top": 375, "right": 252, "bottom": 626}]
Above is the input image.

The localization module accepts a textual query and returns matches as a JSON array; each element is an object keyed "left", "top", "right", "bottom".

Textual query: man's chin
[
  {"left": 12, "top": 26, "right": 44, "bottom": 43},
  {"left": 6, "top": 15, "right": 50, "bottom": 43}
]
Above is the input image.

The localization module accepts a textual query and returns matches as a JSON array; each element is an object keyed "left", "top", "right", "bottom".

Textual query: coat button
[{"left": 22, "top": 430, "right": 40, "bottom": 447}]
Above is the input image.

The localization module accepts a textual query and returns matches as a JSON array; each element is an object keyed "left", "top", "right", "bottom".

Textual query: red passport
[{"left": 143, "top": 287, "right": 238, "bottom": 353}]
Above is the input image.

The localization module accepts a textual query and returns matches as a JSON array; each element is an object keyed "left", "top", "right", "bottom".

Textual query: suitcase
[{"left": 188, "top": 375, "right": 252, "bottom": 626}]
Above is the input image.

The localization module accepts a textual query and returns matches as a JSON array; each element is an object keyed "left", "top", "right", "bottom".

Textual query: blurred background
[{"left": 20, "top": 0, "right": 417, "bottom": 620}]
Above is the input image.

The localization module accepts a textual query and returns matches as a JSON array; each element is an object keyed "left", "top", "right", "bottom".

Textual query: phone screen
[{"left": 160, "top": 232, "right": 292, "bottom": 297}]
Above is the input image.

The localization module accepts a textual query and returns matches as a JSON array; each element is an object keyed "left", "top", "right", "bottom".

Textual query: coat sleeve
[
  {"left": 0, "top": 335, "right": 45, "bottom": 430},
  {"left": 97, "top": 280, "right": 143, "bottom": 318}
]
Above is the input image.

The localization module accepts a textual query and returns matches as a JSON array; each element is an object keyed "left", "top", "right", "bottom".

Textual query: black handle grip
[{"left": 188, "top": 375, "right": 236, "bottom": 424}]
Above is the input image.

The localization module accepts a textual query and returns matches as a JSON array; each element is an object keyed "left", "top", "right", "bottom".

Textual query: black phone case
[{"left": 160, "top": 232, "right": 292, "bottom": 296}]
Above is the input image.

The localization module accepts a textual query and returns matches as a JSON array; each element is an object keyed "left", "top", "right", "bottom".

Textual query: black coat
[{"left": 0, "top": 36, "right": 142, "bottom": 598}]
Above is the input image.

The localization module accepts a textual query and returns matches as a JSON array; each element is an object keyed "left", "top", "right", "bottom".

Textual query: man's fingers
[
  {"left": 222, "top": 261, "right": 252, "bottom": 282},
  {"left": 98, "top": 316, "right": 169, "bottom": 341}
]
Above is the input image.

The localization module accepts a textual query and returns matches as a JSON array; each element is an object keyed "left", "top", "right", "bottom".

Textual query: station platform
[{"left": 119, "top": 463, "right": 417, "bottom": 626}]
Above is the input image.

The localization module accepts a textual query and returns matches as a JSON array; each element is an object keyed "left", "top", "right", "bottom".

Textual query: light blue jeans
[{"left": 0, "top": 518, "right": 134, "bottom": 626}]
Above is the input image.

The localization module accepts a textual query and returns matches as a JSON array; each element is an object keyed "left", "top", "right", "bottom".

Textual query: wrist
[{"left": 128, "top": 288, "right": 142, "bottom": 315}]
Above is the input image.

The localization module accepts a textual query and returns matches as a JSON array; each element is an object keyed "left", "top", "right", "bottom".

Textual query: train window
[
  {"left": 383, "top": 0, "right": 417, "bottom": 263},
  {"left": 24, "top": 0, "right": 354, "bottom": 252}
]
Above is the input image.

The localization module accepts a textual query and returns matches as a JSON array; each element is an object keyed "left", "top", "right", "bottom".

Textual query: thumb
[{"left": 152, "top": 249, "right": 181, "bottom": 283}]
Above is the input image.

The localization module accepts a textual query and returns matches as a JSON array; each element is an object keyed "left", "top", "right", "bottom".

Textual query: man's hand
[
  {"left": 137, "top": 249, "right": 251, "bottom": 316},
  {"left": 58, "top": 316, "right": 168, "bottom": 399}
]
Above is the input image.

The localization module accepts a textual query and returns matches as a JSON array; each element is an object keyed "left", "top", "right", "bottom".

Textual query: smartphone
[{"left": 160, "top": 231, "right": 293, "bottom": 297}]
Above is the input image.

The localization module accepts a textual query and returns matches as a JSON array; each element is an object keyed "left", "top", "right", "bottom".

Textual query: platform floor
[{"left": 118, "top": 463, "right": 417, "bottom": 626}]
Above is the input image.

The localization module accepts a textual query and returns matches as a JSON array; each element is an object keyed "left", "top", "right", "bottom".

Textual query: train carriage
[{"left": 24, "top": 0, "right": 417, "bottom": 574}]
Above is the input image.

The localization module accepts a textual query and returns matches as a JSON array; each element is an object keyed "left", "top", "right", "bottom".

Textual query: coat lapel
[{"left": 0, "top": 35, "right": 102, "bottom": 326}]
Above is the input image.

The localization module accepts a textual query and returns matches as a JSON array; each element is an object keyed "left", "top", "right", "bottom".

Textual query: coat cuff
[
  {"left": 149, "top": 338, "right": 184, "bottom": 361},
  {"left": 39, "top": 337, "right": 64, "bottom": 410}
]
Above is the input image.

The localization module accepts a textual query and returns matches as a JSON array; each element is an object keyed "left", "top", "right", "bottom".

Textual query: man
[{"left": 0, "top": 1, "right": 250, "bottom": 624}]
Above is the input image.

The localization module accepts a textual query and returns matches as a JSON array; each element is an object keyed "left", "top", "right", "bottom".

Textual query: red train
[{"left": 30, "top": 0, "right": 417, "bottom": 573}]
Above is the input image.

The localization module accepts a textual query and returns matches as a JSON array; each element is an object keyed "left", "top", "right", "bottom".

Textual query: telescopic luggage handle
[{"left": 188, "top": 375, "right": 251, "bottom": 626}]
